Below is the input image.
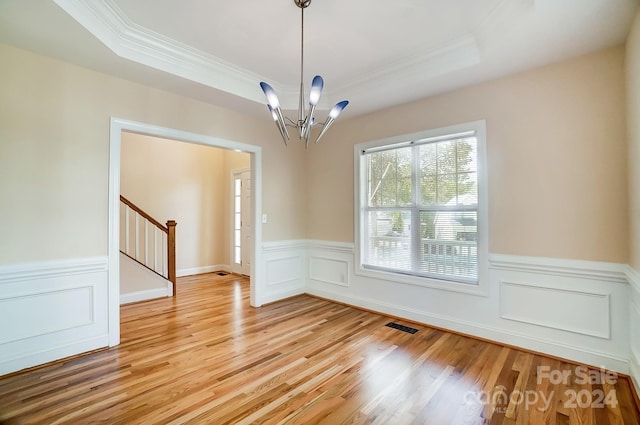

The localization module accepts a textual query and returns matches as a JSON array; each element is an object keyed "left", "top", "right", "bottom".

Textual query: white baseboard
[
  {"left": 306, "top": 287, "right": 629, "bottom": 373},
  {"left": 261, "top": 288, "right": 305, "bottom": 305},
  {"left": 177, "top": 264, "right": 227, "bottom": 277},
  {"left": 120, "top": 284, "right": 172, "bottom": 305},
  {"left": 304, "top": 242, "right": 633, "bottom": 374},
  {"left": 631, "top": 352, "right": 640, "bottom": 397},
  {"left": 0, "top": 335, "right": 109, "bottom": 376}
]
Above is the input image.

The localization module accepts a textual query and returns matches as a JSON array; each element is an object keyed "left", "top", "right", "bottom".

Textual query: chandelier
[{"left": 259, "top": 0, "right": 349, "bottom": 147}]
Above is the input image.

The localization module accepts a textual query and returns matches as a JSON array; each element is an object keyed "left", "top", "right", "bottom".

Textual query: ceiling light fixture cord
[
  {"left": 298, "top": 3, "right": 305, "bottom": 136},
  {"left": 259, "top": 0, "right": 349, "bottom": 148}
]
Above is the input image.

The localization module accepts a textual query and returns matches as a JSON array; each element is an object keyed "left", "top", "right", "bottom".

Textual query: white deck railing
[{"left": 368, "top": 236, "right": 477, "bottom": 279}]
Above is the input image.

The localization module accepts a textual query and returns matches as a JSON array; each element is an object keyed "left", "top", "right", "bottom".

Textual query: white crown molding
[
  {"left": 52, "top": 0, "right": 486, "bottom": 112},
  {"left": 335, "top": 35, "right": 480, "bottom": 96},
  {"left": 52, "top": 0, "right": 267, "bottom": 104},
  {"left": 489, "top": 254, "right": 629, "bottom": 284},
  {"left": 473, "top": 0, "right": 535, "bottom": 45}
]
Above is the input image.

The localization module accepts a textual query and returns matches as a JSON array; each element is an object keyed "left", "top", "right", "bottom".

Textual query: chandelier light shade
[{"left": 259, "top": 0, "right": 349, "bottom": 148}]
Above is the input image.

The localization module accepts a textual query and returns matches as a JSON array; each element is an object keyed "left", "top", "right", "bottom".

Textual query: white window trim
[{"left": 354, "top": 120, "right": 489, "bottom": 297}]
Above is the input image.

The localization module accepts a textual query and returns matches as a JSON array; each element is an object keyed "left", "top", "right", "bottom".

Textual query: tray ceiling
[{"left": 0, "top": 0, "right": 636, "bottom": 116}]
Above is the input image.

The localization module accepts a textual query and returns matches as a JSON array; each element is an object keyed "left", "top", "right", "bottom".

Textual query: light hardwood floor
[{"left": 1, "top": 273, "right": 639, "bottom": 424}]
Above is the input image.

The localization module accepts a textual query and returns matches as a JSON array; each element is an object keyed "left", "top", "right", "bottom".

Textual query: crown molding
[
  {"left": 52, "top": 0, "right": 267, "bottom": 104},
  {"left": 49, "top": 0, "right": 558, "bottom": 116},
  {"left": 335, "top": 35, "right": 480, "bottom": 97},
  {"left": 51, "top": 0, "right": 489, "bottom": 113}
]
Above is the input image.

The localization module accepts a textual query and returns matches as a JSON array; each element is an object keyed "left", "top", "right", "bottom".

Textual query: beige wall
[
  {"left": 0, "top": 43, "right": 305, "bottom": 265},
  {"left": 121, "top": 133, "right": 249, "bottom": 272},
  {"left": 0, "top": 41, "right": 631, "bottom": 266},
  {"left": 307, "top": 46, "right": 629, "bottom": 263},
  {"left": 628, "top": 11, "right": 640, "bottom": 270}
]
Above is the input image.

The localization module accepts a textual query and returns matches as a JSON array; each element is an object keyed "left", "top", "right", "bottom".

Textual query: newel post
[{"left": 166, "top": 220, "right": 177, "bottom": 296}]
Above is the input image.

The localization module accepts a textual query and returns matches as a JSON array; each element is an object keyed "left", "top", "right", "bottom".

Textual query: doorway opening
[{"left": 108, "top": 118, "right": 264, "bottom": 347}]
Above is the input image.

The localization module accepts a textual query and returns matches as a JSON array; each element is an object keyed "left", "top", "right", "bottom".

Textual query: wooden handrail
[{"left": 120, "top": 195, "right": 168, "bottom": 234}]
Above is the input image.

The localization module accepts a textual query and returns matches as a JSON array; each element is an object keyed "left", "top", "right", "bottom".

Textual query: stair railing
[{"left": 119, "top": 195, "right": 176, "bottom": 296}]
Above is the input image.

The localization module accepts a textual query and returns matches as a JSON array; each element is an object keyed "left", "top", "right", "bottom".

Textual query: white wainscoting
[
  {"left": 261, "top": 241, "right": 306, "bottom": 304},
  {"left": 0, "top": 257, "right": 109, "bottom": 375},
  {"left": 305, "top": 241, "right": 632, "bottom": 373},
  {"left": 308, "top": 240, "right": 353, "bottom": 288},
  {"left": 499, "top": 281, "right": 610, "bottom": 339},
  {"left": 628, "top": 266, "right": 640, "bottom": 394},
  {"left": 5, "top": 245, "right": 636, "bottom": 384}
]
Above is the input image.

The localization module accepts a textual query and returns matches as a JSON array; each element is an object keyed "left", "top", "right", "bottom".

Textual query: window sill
[{"left": 355, "top": 265, "right": 489, "bottom": 297}]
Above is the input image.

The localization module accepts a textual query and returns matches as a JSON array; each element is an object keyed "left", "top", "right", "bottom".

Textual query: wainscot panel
[
  {"left": 499, "top": 281, "right": 610, "bottom": 338},
  {"left": 0, "top": 257, "right": 109, "bottom": 375},
  {"left": 261, "top": 241, "right": 306, "bottom": 304},
  {"left": 309, "top": 255, "right": 350, "bottom": 288},
  {"left": 306, "top": 243, "right": 631, "bottom": 373}
]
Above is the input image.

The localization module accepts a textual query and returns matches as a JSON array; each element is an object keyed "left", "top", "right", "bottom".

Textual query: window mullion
[{"left": 411, "top": 146, "right": 421, "bottom": 272}]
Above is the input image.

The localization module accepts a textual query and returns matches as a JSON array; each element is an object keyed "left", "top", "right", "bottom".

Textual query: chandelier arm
[
  {"left": 273, "top": 107, "right": 290, "bottom": 142},
  {"left": 304, "top": 103, "right": 317, "bottom": 138},
  {"left": 275, "top": 121, "right": 289, "bottom": 146},
  {"left": 304, "top": 126, "right": 311, "bottom": 149},
  {"left": 314, "top": 119, "right": 333, "bottom": 144}
]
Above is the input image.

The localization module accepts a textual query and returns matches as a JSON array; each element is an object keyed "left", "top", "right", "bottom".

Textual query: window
[
  {"left": 233, "top": 177, "right": 242, "bottom": 265},
  {"left": 356, "top": 121, "right": 487, "bottom": 292}
]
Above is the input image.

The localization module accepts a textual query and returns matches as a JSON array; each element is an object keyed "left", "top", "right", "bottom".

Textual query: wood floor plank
[{"left": 1, "top": 272, "right": 639, "bottom": 424}]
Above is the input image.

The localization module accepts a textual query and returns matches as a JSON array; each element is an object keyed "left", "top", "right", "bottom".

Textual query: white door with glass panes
[{"left": 232, "top": 169, "right": 251, "bottom": 275}]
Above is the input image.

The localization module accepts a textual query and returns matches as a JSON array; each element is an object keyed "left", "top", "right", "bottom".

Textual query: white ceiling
[{"left": 0, "top": 0, "right": 637, "bottom": 118}]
